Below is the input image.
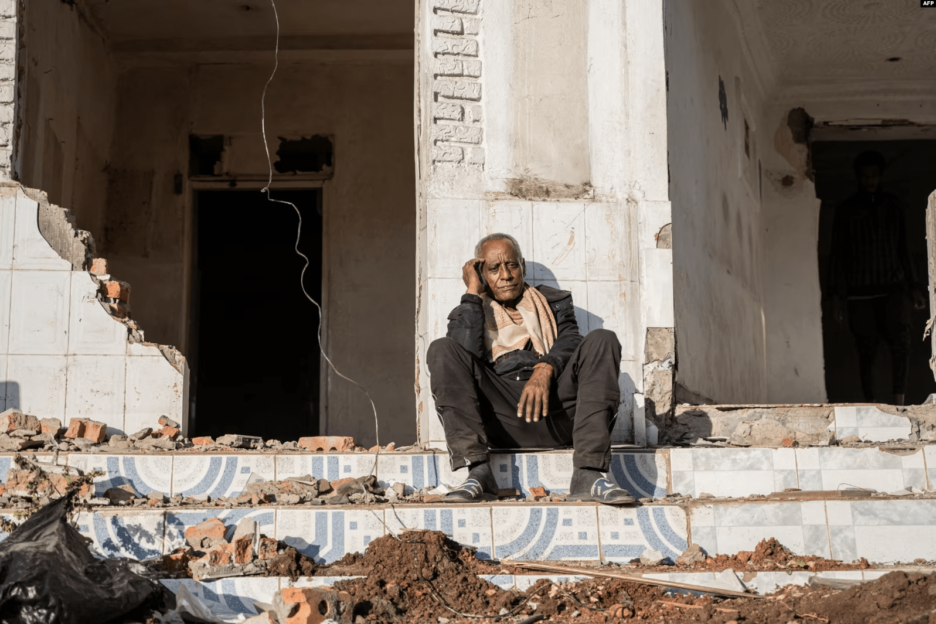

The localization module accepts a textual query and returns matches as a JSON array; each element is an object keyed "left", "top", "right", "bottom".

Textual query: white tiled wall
[
  {"left": 0, "top": 186, "right": 188, "bottom": 432},
  {"left": 422, "top": 198, "right": 650, "bottom": 448}
]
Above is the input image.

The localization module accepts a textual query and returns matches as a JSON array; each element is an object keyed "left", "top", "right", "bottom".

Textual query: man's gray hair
[{"left": 474, "top": 233, "right": 524, "bottom": 260}]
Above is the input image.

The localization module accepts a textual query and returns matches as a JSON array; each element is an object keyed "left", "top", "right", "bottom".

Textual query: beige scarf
[{"left": 481, "top": 284, "right": 558, "bottom": 363}]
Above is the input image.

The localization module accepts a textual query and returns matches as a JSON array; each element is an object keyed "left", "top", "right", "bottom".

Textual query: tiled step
[
  {"left": 61, "top": 503, "right": 688, "bottom": 565},
  {"left": 6, "top": 496, "right": 934, "bottom": 568},
  {"left": 5, "top": 445, "right": 935, "bottom": 505},
  {"left": 158, "top": 568, "right": 921, "bottom": 619}
]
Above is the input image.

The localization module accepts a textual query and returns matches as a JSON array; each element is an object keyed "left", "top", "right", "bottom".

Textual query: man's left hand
[
  {"left": 914, "top": 289, "right": 928, "bottom": 310},
  {"left": 517, "top": 364, "right": 553, "bottom": 423}
]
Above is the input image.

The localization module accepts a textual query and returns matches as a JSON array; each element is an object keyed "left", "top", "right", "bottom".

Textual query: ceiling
[
  {"left": 79, "top": 0, "right": 414, "bottom": 51},
  {"left": 752, "top": 0, "right": 936, "bottom": 83}
]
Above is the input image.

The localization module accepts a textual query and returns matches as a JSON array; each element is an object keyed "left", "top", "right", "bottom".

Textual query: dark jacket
[
  {"left": 445, "top": 285, "right": 583, "bottom": 380},
  {"left": 829, "top": 190, "right": 918, "bottom": 298}
]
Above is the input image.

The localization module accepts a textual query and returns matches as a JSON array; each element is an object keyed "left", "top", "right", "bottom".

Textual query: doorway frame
[
  {"left": 809, "top": 122, "right": 936, "bottom": 402},
  {"left": 184, "top": 178, "right": 329, "bottom": 434}
]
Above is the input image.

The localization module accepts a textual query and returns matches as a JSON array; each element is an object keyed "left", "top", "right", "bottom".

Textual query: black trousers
[
  {"left": 848, "top": 293, "right": 911, "bottom": 399},
  {"left": 427, "top": 329, "right": 622, "bottom": 472}
]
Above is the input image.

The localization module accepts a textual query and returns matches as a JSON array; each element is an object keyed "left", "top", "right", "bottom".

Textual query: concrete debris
[
  {"left": 639, "top": 549, "right": 665, "bottom": 566},
  {"left": 676, "top": 544, "right": 706, "bottom": 566},
  {"left": 673, "top": 405, "right": 835, "bottom": 447},
  {"left": 0, "top": 409, "right": 41, "bottom": 434},
  {"left": 216, "top": 434, "right": 263, "bottom": 449},
  {"left": 64, "top": 418, "right": 107, "bottom": 443},
  {"left": 173, "top": 517, "right": 307, "bottom": 581},
  {"left": 158, "top": 415, "right": 180, "bottom": 428}
]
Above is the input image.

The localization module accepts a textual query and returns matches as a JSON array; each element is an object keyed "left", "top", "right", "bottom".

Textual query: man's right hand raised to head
[{"left": 462, "top": 258, "right": 485, "bottom": 296}]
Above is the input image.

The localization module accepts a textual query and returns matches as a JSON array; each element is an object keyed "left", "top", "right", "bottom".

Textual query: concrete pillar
[{"left": 415, "top": 0, "right": 673, "bottom": 448}]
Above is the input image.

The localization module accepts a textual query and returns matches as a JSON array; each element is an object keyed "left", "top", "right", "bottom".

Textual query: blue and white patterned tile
[
  {"left": 164, "top": 508, "right": 276, "bottom": 554},
  {"left": 831, "top": 500, "right": 936, "bottom": 563},
  {"left": 0, "top": 455, "right": 14, "bottom": 483},
  {"left": 835, "top": 406, "right": 912, "bottom": 442},
  {"left": 277, "top": 509, "right": 385, "bottom": 564},
  {"left": 490, "top": 452, "right": 572, "bottom": 495},
  {"left": 172, "top": 454, "right": 275, "bottom": 498},
  {"left": 796, "top": 447, "right": 926, "bottom": 493},
  {"left": 492, "top": 506, "right": 599, "bottom": 561},
  {"left": 375, "top": 453, "right": 443, "bottom": 492},
  {"left": 161, "top": 578, "right": 279, "bottom": 617},
  {"left": 77, "top": 510, "right": 165, "bottom": 560},
  {"left": 275, "top": 454, "right": 377, "bottom": 482},
  {"left": 598, "top": 505, "right": 688, "bottom": 564},
  {"left": 691, "top": 502, "right": 830, "bottom": 558},
  {"left": 610, "top": 452, "right": 667, "bottom": 498},
  {"left": 67, "top": 454, "right": 173, "bottom": 497},
  {"left": 384, "top": 506, "right": 493, "bottom": 560},
  {"left": 487, "top": 451, "right": 665, "bottom": 499},
  {"left": 669, "top": 448, "right": 796, "bottom": 498}
]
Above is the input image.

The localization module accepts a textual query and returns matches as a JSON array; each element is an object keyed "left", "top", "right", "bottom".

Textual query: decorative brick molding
[{"left": 429, "top": 0, "right": 484, "bottom": 167}]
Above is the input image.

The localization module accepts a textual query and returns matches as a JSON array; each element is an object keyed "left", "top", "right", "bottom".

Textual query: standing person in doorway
[{"left": 829, "top": 150, "right": 926, "bottom": 405}]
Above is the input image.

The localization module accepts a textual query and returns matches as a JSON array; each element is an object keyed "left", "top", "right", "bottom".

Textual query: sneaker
[
  {"left": 443, "top": 461, "right": 498, "bottom": 503},
  {"left": 567, "top": 468, "right": 636, "bottom": 505}
]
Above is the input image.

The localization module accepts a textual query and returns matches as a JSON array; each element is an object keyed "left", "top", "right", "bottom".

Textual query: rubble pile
[
  {"left": 162, "top": 516, "right": 318, "bottom": 581},
  {"left": 0, "top": 455, "right": 99, "bottom": 512},
  {"left": 232, "top": 531, "right": 936, "bottom": 623}
]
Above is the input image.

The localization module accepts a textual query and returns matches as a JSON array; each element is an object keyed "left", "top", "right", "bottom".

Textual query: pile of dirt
[
  {"left": 694, "top": 537, "right": 870, "bottom": 573},
  {"left": 266, "top": 546, "right": 317, "bottom": 580},
  {"left": 322, "top": 532, "right": 936, "bottom": 622}
]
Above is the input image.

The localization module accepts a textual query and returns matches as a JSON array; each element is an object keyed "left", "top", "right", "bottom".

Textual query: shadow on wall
[
  {"left": 526, "top": 262, "right": 606, "bottom": 332},
  {"left": 1, "top": 382, "right": 20, "bottom": 411}
]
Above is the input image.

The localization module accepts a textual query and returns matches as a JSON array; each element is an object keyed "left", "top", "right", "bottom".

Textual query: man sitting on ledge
[{"left": 427, "top": 233, "right": 635, "bottom": 505}]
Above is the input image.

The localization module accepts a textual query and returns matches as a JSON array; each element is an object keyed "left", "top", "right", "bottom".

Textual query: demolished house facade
[{"left": 0, "top": 0, "right": 935, "bottom": 619}]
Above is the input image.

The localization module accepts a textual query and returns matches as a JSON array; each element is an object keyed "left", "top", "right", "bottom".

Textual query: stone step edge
[{"left": 157, "top": 568, "right": 930, "bottom": 598}]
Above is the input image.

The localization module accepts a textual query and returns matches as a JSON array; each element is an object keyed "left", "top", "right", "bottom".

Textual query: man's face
[
  {"left": 859, "top": 165, "right": 881, "bottom": 194},
  {"left": 479, "top": 239, "right": 525, "bottom": 302}
]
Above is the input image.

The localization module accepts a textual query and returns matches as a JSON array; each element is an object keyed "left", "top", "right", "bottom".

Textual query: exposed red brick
[
  {"left": 203, "top": 544, "right": 233, "bottom": 567},
  {"left": 232, "top": 534, "right": 254, "bottom": 564},
  {"left": 423, "top": 494, "right": 445, "bottom": 503},
  {"left": 251, "top": 492, "right": 271, "bottom": 505},
  {"left": 90, "top": 258, "right": 108, "bottom": 276},
  {"left": 64, "top": 419, "right": 87, "bottom": 439},
  {"left": 105, "top": 302, "right": 130, "bottom": 319},
  {"left": 276, "top": 587, "right": 353, "bottom": 624},
  {"left": 0, "top": 410, "right": 40, "bottom": 433},
  {"left": 528, "top": 486, "right": 548, "bottom": 499},
  {"left": 161, "top": 550, "right": 190, "bottom": 573},
  {"left": 297, "top": 436, "right": 354, "bottom": 452},
  {"left": 158, "top": 415, "right": 180, "bottom": 428},
  {"left": 160, "top": 426, "right": 181, "bottom": 440},
  {"left": 100, "top": 280, "right": 130, "bottom": 302},
  {"left": 147, "top": 499, "right": 161, "bottom": 507},
  {"left": 40, "top": 417, "right": 62, "bottom": 437},
  {"left": 330, "top": 478, "right": 354, "bottom": 490},
  {"left": 184, "top": 517, "right": 227, "bottom": 549},
  {"left": 258, "top": 537, "right": 278, "bottom": 560},
  {"left": 781, "top": 437, "right": 794, "bottom": 447},
  {"left": 192, "top": 436, "right": 214, "bottom": 446},
  {"left": 83, "top": 420, "right": 107, "bottom": 443}
]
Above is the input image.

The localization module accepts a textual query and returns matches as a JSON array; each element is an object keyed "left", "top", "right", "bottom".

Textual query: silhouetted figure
[{"left": 829, "top": 151, "right": 925, "bottom": 405}]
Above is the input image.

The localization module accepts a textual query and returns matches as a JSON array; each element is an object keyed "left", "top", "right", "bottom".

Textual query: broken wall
[
  {"left": 105, "top": 61, "right": 416, "bottom": 446},
  {"left": 416, "top": 0, "right": 671, "bottom": 447},
  {"left": 665, "top": 0, "right": 770, "bottom": 404},
  {"left": 15, "top": 0, "right": 119, "bottom": 226},
  {"left": 0, "top": 184, "right": 188, "bottom": 434},
  {"left": 762, "top": 106, "right": 936, "bottom": 404}
]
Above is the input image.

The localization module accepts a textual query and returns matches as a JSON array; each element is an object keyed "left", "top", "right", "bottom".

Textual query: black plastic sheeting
[{"left": 0, "top": 495, "right": 173, "bottom": 623}]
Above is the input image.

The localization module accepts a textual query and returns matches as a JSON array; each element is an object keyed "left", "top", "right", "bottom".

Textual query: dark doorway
[
  {"left": 816, "top": 140, "right": 936, "bottom": 404},
  {"left": 191, "top": 189, "right": 323, "bottom": 440}
]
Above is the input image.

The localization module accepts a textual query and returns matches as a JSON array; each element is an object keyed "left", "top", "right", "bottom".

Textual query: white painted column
[{"left": 416, "top": 0, "right": 671, "bottom": 449}]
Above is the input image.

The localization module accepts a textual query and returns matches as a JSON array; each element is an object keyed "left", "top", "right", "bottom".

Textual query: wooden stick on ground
[{"left": 502, "top": 561, "right": 764, "bottom": 600}]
